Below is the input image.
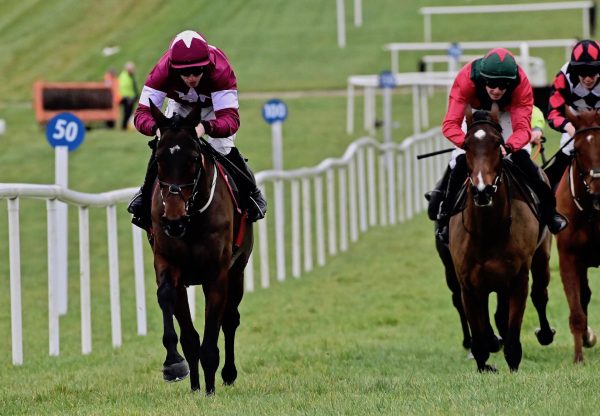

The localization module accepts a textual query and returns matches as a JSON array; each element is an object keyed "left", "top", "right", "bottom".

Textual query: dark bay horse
[
  {"left": 147, "top": 100, "right": 253, "bottom": 395},
  {"left": 555, "top": 107, "right": 600, "bottom": 363},
  {"left": 446, "top": 105, "right": 555, "bottom": 371}
]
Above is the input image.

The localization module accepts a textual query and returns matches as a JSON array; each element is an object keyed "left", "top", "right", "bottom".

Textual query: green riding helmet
[{"left": 480, "top": 48, "right": 518, "bottom": 80}]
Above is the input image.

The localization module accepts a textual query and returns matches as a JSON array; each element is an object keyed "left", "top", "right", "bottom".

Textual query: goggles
[
  {"left": 484, "top": 78, "right": 511, "bottom": 90},
  {"left": 574, "top": 66, "right": 600, "bottom": 78},
  {"left": 177, "top": 66, "right": 205, "bottom": 77}
]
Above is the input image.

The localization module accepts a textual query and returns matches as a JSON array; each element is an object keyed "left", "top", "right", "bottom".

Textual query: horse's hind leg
[
  {"left": 504, "top": 275, "right": 528, "bottom": 372},
  {"left": 157, "top": 274, "right": 189, "bottom": 382},
  {"left": 221, "top": 259, "right": 246, "bottom": 386},
  {"left": 530, "top": 242, "right": 556, "bottom": 345},
  {"left": 174, "top": 286, "right": 201, "bottom": 391}
]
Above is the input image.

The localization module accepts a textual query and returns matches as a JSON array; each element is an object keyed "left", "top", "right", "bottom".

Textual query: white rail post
[
  {"left": 275, "top": 179, "right": 286, "bottom": 282},
  {"left": 245, "top": 253, "right": 255, "bottom": 292},
  {"left": 107, "top": 205, "right": 122, "bottom": 348},
  {"left": 132, "top": 225, "right": 147, "bottom": 335},
  {"left": 519, "top": 42, "right": 531, "bottom": 78},
  {"left": 79, "top": 206, "right": 92, "bottom": 354},
  {"left": 348, "top": 157, "right": 359, "bottom": 241},
  {"left": 301, "top": 177, "right": 313, "bottom": 272},
  {"left": 336, "top": 0, "right": 346, "bottom": 48},
  {"left": 46, "top": 199, "right": 59, "bottom": 356},
  {"left": 291, "top": 180, "right": 301, "bottom": 277},
  {"left": 258, "top": 185, "right": 270, "bottom": 287},
  {"left": 346, "top": 83, "right": 355, "bottom": 134},
  {"left": 354, "top": 0, "right": 362, "bottom": 27},
  {"left": 8, "top": 198, "right": 23, "bottom": 365},
  {"left": 326, "top": 169, "right": 337, "bottom": 256},
  {"left": 314, "top": 176, "right": 326, "bottom": 266},
  {"left": 367, "top": 147, "right": 377, "bottom": 226},
  {"left": 338, "top": 167, "right": 349, "bottom": 251},
  {"left": 424, "top": 13, "right": 431, "bottom": 42},
  {"left": 357, "top": 148, "right": 368, "bottom": 232}
]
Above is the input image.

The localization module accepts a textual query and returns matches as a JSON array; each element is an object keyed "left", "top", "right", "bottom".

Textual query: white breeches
[
  {"left": 164, "top": 99, "right": 236, "bottom": 155},
  {"left": 559, "top": 132, "right": 574, "bottom": 155}
]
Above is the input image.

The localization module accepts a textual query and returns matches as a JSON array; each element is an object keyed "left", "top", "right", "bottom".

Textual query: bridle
[
  {"left": 569, "top": 125, "right": 600, "bottom": 211},
  {"left": 464, "top": 119, "right": 504, "bottom": 200},
  {"left": 156, "top": 136, "right": 218, "bottom": 217}
]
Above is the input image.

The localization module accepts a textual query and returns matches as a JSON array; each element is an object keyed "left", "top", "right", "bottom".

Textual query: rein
[{"left": 569, "top": 126, "right": 600, "bottom": 212}]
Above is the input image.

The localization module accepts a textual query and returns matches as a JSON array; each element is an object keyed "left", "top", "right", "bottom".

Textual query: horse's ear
[
  {"left": 464, "top": 104, "right": 473, "bottom": 127},
  {"left": 185, "top": 99, "right": 203, "bottom": 128},
  {"left": 490, "top": 103, "right": 500, "bottom": 123},
  {"left": 565, "top": 105, "right": 579, "bottom": 125},
  {"left": 149, "top": 99, "right": 168, "bottom": 130}
]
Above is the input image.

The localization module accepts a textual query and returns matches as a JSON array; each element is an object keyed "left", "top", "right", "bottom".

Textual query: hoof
[
  {"left": 584, "top": 327, "right": 597, "bottom": 348},
  {"left": 221, "top": 365, "right": 238, "bottom": 386},
  {"left": 478, "top": 364, "right": 497, "bottom": 373},
  {"left": 163, "top": 360, "right": 190, "bottom": 382},
  {"left": 467, "top": 350, "right": 474, "bottom": 360},
  {"left": 535, "top": 327, "right": 556, "bottom": 346}
]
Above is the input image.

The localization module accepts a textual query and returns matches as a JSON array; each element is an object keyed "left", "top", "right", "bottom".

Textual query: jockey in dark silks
[
  {"left": 546, "top": 39, "right": 600, "bottom": 190},
  {"left": 426, "top": 48, "right": 567, "bottom": 243},
  {"left": 128, "top": 30, "right": 267, "bottom": 230}
]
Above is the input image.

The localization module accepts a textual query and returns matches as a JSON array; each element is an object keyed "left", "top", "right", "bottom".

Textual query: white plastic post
[
  {"left": 107, "top": 205, "right": 122, "bottom": 348},
  {"left": 8, "top": 198, "right": 23, "bottom": 365},
  {"left": 336, "top": 0, "right": 346, "bottom": 48},
  {"left": 291, "top": 180, "right": 301, "bottom": 277},
  {"left": 55, "top": 146, "right": 69, "bottom": 315},
  {"left": 314, "top": 176, "right": 326, "bottom": 266},
  {"left": 272, "top": 121, "right": 286, "bottom": 282},
  {"left": 326, "top": 169, "right": 337, "bottom": 256},
  {"left": 46, "top": 199, "right": 59, "bottom": 356},
  {"left": 354, "top": 0, "right": 362, "bottom": 27},
  {"left": 301, "top": 178, "right": 313, "bottom": 272},
  {"left": 79, "top": 206, "right": 92, "bottom": 354},
  {"left": 132, "top": 225, "right": 147, "bottom": 335}
]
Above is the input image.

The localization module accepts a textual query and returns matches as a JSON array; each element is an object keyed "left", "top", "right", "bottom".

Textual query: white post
[
  {"left": 258, "top": 185, "right": 270, "bottom": 287},
  {"left": 314, "top": 176, "right": 326, "bottom": 266},
  {"left": 245, "top": 253, "right": 255, "bottom": 292},
  {"left": 354, "top": 0, "right": 362, "bottom": 27},
  {"left": 132, "top": 225, "right": 147, "bottom": 335},
  {"left": 302, "top": 178, "right": 313, "bottom": 272},
  {"left": 55, "top": 146, "right": 69, "bottom": 315},
  {"left": 383, "top": 87, "right": 393, "bottom": 144},
  {"left": 519, "top": 43, "right": 531, "bottom": 78},
  {"left": 272, "top": 121, "right": 286, "bottom": 282},
  {"left": 8, "top": 198, "right": 23, "bottom": 365},
  {"left": 357, "top": 148, "right": 368, "bottom": 232},
  {"left": 326, "top": 169, "right": 337, "bottom": 256},
  {"left": 348, "top": 158, "right": 359, "bottom": 242},
  {"left": 346, "top": 83, "right": 355, "bottom": 134},
  {"left": 338, "top": 167, "right": 348, "bottom": 251},
  {"left": 583, "top": 7, "right": 591, "bottom": 38},
  {"left": 424, "top": 13, "right": 431, "bottom": 42},
  {"left": 367, "top": 147, "right": 377, "bottom": 226},
  {"left": 336, "top": 0, "right": 346, "bottom": 48},
  {"left": 46, "top": 199, "right": 59, "bottom": 356},
  {"left": 107, "top": 205, "right": 122, "bottom": 348},
  {"left": 364, "top": 87, "right": 375, "bottom": 134},
  {"left": 291, "top": 180, "right": 301, "bottom": 277},
  {"left": 79, "top": 206, "right": 92, "bottom": 354}
]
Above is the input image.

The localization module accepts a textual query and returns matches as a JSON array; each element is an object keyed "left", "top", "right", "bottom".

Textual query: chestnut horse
[
  {"left": 447, "top": 106, "right": 555, "bottom": 371},
  {"left": 555, "top": 107, "right": 600, "bottom": 363},
  {"left": 147, "top": 100, "right": 253, "bottom": 395}
]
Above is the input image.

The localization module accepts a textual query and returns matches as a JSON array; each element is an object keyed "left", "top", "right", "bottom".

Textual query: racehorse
[
  {"left": 555, "top": 107, "right": 600, "bottom": 363},
  {"left": 147, "top": 100, "right": 253, "bottom": 395},
  {"left": 446, "top": 105, "right": 555, "bottom": 371}
]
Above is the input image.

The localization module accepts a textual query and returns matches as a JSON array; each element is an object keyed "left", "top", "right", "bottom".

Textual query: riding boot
[
  {"left": 425, "top": 166, "right": 451, "bottom": 221},
  {"left": 436, "top": 154, "right": 468, "bottom": 243},
  {"left": 127, "top": 138, "right": 158, "bottom": 230},
  {"left": 224, "top": 148, "right": 267, "bottom": 222},
  {"left": 511, "top": 149, "right": 568, "bottom": 234},
  {"left": 544, "top": 151, "right": 572, "bottom": 191}
]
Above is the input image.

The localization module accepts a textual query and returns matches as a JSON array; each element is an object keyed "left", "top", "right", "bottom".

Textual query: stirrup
[
  {"left": 247, "top": 196, "right": 266, "bottom": 222},
  {"left": 547, "top": 213, "right": 568, "bottom": 235},
  {"left": 127, "top": 190, "right": 143, "bottom": 215}
]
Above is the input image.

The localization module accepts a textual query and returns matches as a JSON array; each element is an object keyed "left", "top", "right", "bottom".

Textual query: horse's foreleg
[
  {"left": 221, "top": 259, "right": 246, "bottom": 386},
  {"left": 157, "top": 273, "right": 189, "bottom": 382},
  {"left": 503, "top": 275, "right": 528, "bottom": 372},
  {"left": 462, "top": 288, "right": 495, "bottom": 372},
  {"left": 441, "top": 242, "right": 471, "bottom": 349},
  {"left": 200, "top": 272, "right": 228, "bottom": 395},
  {"left": 174, "top": 286, "right": 201, "bottom": 392},
  {"left": 530, "top": 244, "right": 555, "bottom": 346},
  {"left": 559, "top": 254, "right": 588, "bottom": 363}
]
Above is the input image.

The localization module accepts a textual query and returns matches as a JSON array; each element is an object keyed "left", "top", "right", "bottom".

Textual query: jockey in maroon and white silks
[
  {"left": 134, "top": 36, "right": 240, "bottom": 154},
  {"left": 128, "top": 30, "right": 266, "bottom": 227}
]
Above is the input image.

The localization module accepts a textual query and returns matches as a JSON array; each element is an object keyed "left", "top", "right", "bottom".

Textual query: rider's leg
[
  {"left": 223, "top": 147, "right": 267, "bottom": 222},
  {"left": 127, "top": 138, "right": 158, "bottom": 230},
  {"left": 544, "top": 132, "right": 574, "bottom": 191},
  {"left": 426, "top": 166, "right": 451, "bottom": 221},
  {"left": 510, "top": 149, "right": 568, "bottom": 234},
  {"left": 437, "top": 154, "right": 468, "bottom": 243}
]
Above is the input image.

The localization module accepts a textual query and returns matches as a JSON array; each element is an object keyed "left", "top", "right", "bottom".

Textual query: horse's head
[
  {"left": 150, "top": 100, "right": 204, "bottom": 237},
  {"left": 463, "top": 104, "right": 503, "bottom": 207},
  {"left": 566, "top": 106, "right": 600, "bottom": 210}
]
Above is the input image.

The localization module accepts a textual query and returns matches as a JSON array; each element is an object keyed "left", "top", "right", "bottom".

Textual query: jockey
[
  {"left": 427, "top": 47, "right": 567, "bottom": 242},
  {"left": 128, "top": 30, "right": 267, "bottom": 229},
  {"left": 546, "top": 39, "right": 600, "bottom": 189}
]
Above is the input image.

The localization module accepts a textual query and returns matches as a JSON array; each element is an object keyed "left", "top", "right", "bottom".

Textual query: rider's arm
[
  {"left": 505, "top": 68, "right": 533, "bottom": 152},
  {"left": 442, "top": 64, "right": 476, "bottom": 147},
  {"left": 547, "top": 65, "right": 572, "bottom": 133},
  {"left": 134, "top": 85, "right": 167, "bottom": 136}
]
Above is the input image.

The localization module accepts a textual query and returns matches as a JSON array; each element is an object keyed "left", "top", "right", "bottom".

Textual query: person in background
[
  {"left": 118, "top": 62, "right": 138, "bottom": 130},
  {"left": 546, "top": 39, "right": 600, "bottom": 189},
  {"left": 128, "top": 30, "right": 267, "bottom": 230},
  {"left": 426, "top": 48, "right": 567, "bottom": 243},
  {"left": 530, "top": 105, "right": 545, "bottom": 147}
]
